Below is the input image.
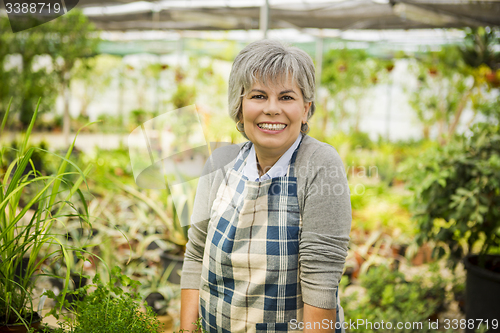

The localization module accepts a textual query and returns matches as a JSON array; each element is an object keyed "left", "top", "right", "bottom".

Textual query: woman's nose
[{"left": 263, "top": 97, "right": 281, "bottom": 115}]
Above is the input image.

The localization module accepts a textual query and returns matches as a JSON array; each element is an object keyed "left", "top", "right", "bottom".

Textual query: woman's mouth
[{"left": 257, "top": 123, "right": 287, "bottom": 131}]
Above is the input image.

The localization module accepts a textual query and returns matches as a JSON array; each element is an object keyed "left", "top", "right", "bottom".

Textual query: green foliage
[
  {"left": 0, "top": 140, "right": 57, "bottom": 178},
  {"left": 351, "top": 183, "right": 414, "bottom": 239},
  {"left": 113, "top": 179, "right": 191, "bottom": 248},
  {"left": 0, "top": 19, "right": 11, "bottom": 114},
  {"left": 460, "top": 27, "right": 500, "bottom": 70},
  {"left": 408, "top": 46, "right": 474, "bottom": 140},
  {"left": 80, "top": 146, "right": 134, "bottom": 194},
  {"left": 325, "top": 130, "right": 432, "bottom": 186},
  {"left": 0, "top": 17, "right": 58, "bottom": 126},
  {"left": 407, "top": 30, "right": 500, "bottom": 140},
  {"left": 46, "top": 266, "right": 160, "bottom": 333},
  {"left": 402, "top": 122, "right": 500, "bottom": 268},
  {"left": 176, "top": 318, "right": 208, "bottom": 333},
  {"left": 320, "top": 48, "right": 387, "bottom": 133},
  {"left": 0, "top": 10, "right": 99, "bottom": 127},
  {"left": 72, "top": 55, "right": 122, "bottom": 121},
  {"left": 63, "top": 145, "right": 191, "bottom": 285},
  {"left": 342, "top": 265, "right": 450, "bottom": 333},
  {"left": 0, "top": 99, "right": 93, "bottom": 325},
  {"left": 171, "top": 82, "right": 196, "bottom": 112},
  {"left": 322, "top": 48, "right": 371, "bottom": 92}
]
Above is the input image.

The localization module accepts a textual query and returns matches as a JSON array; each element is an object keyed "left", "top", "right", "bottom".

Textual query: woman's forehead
[{"left": 248, "top": 76, "right": 300, "bottom": 92}]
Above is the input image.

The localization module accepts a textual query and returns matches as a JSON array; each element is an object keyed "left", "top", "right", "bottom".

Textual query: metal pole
[
  {"left": 152, "top": 3, "right": 160, "bottom": 30},
  {"left": 118, "top": 64, "right": 124, "bottom": 126},
  {"left": 260, "top": 0, "right": 269, "bottom": 39},
  {"left": 177, "top": 33, "right": 184, "bottom": 66},
  {"left": 386, "top": 75, "right": 392, "bottom": 141},
  {"left": 315, "top": 36, "right": 323, "bottom": 95},
  {"left": 155, "top": 55, "right": 160, "bottom": 113}
]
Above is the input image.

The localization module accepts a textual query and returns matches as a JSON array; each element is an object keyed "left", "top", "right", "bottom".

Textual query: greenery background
[{"left": 0, "top": 10, "right": 499, "bottom": 333}]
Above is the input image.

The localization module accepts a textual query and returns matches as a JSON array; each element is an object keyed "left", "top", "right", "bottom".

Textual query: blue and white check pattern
[{"left": 199, "top": 138, "right": 343, "bottom": 332}]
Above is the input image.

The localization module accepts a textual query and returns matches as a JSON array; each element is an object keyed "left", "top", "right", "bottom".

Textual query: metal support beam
[
  {"left": 386, "top": 73, "right": 393, "bottom": 141},
  {"left": 315, "top": 35, "right": 323, "bottom": 95},
  {"left": 260, "top": 0, "right": 270, "bottom": 39},
  {"left": 393, "top": 2, "right": 486, "bottom": 27}
]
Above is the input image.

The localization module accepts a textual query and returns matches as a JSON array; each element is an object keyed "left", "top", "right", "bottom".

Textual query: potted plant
[
  {"left": 45, "top": 266, "right": 160, "bottom": 333},
  {"left": 139, "top": 264, "right": 178, "bottom": 331},
  {"left": 0, "top": 99, "right": 93, "bottom": 332},
  {"left": 404, "top": 121, "right": 500, "bottom": 332},
  {"left": 111, "top": 177, "right": 191, "bottom": 284}
]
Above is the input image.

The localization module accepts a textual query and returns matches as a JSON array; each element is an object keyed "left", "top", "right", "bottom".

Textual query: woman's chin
[{"left": 251, "top": 135, "right": 297, "bottom": 153}]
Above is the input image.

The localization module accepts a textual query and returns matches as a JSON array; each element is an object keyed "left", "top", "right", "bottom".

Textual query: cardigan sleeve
[{"left": 298, "top": 144, "right": 352, "bottom": 309}]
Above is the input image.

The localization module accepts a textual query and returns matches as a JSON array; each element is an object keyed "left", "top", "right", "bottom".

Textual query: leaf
[
  {"left": 0, "top": 97, "right": 12, "bottom": 136},
  {"left": 456, "top": 187, "right": 470, "bottom": 196}
]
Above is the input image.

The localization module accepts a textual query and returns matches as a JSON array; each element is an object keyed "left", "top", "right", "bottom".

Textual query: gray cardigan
[{"left": 180, "top": 135, "right": 352, "bottom": 309}]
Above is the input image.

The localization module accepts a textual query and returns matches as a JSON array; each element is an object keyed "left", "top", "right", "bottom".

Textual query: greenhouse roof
[{"left": 79, "top": 0, "right": 500, "bottom": 31}]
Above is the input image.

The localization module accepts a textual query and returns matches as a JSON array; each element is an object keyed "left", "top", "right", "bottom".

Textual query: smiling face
[{"left": 239, "top": 78, "right": 311, "bottom": 160}]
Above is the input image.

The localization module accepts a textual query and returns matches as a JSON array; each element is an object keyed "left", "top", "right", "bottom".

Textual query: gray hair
[{"left": 228, "top": 39, "right": 316, "bottom": 136}]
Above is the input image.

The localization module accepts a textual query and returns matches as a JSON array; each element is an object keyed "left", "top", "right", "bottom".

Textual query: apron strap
[
  {"left": 287, "top": 135, "right": 303, "bottom": 178},
  {"left": 232, "top": 141, "right": 253, "bottom": 173}
]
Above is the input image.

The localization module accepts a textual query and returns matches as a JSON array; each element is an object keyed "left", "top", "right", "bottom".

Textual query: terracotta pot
[
  {"left": 485, "top": 73, "right": 500, "bottom": 88},
  {"left": 411, "top": 243, "right": 433, "bottom": 266},
  {"left": 157, "top": 314, "right": 173, "bottom": 333}
]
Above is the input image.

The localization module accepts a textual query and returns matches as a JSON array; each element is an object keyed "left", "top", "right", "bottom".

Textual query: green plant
[
  {"left": 342, "top": 265, "right": 452, "bottom": 333},
  {"left": 176, "top": 318, "right": 207, "bottom": 333},
  {"left": 320, "top": 48, "right": 386, "bottom": 134},
  {"left": 112, "top": 177, "right": 190, "bottom": 249},
  {"left": 46, "top": 266, "right": 160, "bottom": 333},
  {"left": 402, "top": 121, "right": 500, "bottom": 268},
  {"left": 0, "top": 98, "right": 93, "bottom": 327},
  {"left": 460, "top": 26, "right": 500, "bottom": 71},
  {"left": 139, "top": 265, "right": 178, "bottom": 316},
  {"left": 0, "top": 11, "right": 99, "bottom": 129}
]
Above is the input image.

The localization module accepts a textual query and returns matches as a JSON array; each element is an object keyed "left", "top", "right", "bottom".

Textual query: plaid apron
[{"left": 199, "top": 139, "right": 344, "bottom": 333}]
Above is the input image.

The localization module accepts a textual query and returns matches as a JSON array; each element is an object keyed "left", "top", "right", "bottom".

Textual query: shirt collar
[{"left": 242, "top": 133, "right": 302, "bottom": 182}]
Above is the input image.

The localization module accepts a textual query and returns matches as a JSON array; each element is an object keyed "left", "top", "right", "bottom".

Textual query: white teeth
[{"left": 258, "top": 123, "right": 286, "bottom": 130}]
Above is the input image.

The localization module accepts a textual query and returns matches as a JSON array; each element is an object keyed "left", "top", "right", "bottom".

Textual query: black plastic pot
[
  {"left": 159, "top": 252, "right": 184, "bottom": 284},
  {"left": 48, "top": 273, "right": 87, "bottom": 307},
  {"left": 463, "top": 254, "right": 500, "bottom": 333},
  {"left": 0, "top": 312, "right": 42, "bottom": 333},
  {"left": 145, "top": 292, "right": 168, "bottom": 315}
]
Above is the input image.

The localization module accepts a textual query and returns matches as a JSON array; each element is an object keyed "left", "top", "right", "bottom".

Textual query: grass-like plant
[
  {"left": 0, "top": 98, "right": 93, "bottom": 328},
  {"left": 45, "top": 266, "right": 160, "bottom": 333}
]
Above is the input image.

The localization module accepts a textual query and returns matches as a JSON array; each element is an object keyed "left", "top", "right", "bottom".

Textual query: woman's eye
[
  {"left": 251, "top": 94, "right": 265, "bottom": 99},
  {"left": 281, "top": 95, "right": 294, "bottom": 100}
]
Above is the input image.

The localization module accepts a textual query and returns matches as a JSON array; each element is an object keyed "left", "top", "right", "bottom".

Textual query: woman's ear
[{"left": 303, "top": 102, "right": 312, "bottom": 122}]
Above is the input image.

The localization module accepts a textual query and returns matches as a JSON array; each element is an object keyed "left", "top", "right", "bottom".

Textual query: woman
[{"left": 180, "top": 39, "right": 351, "bottom": 333}]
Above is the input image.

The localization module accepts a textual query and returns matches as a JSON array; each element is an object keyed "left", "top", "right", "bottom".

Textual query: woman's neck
[
  {"left": 253, "top": 135, "right": 301, "bottom": 177},
  {"left": 255, "top": 153, "right": 282, "bottom": 177}
]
